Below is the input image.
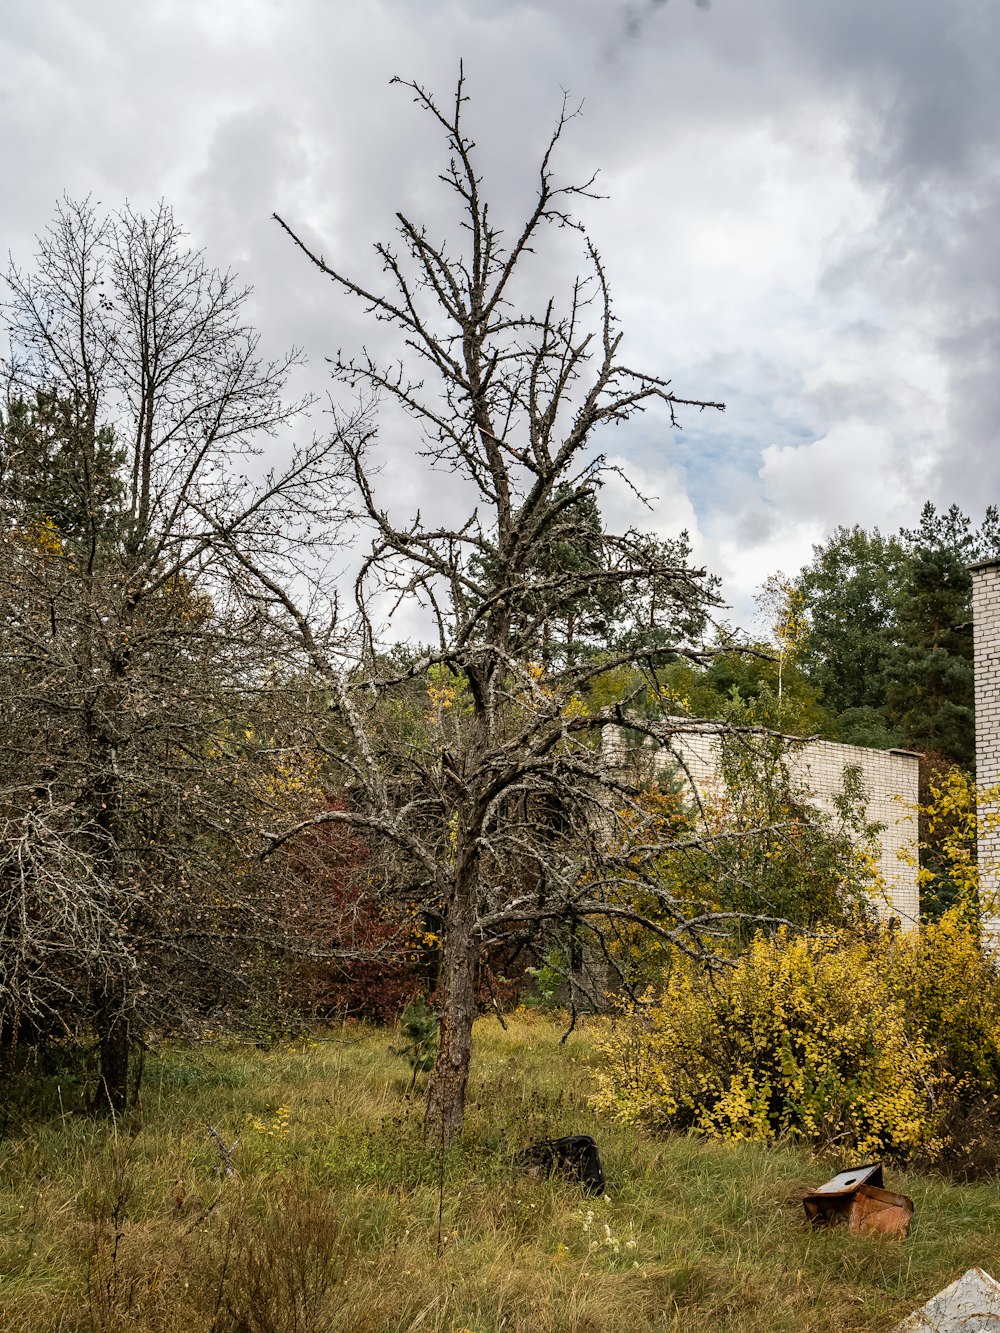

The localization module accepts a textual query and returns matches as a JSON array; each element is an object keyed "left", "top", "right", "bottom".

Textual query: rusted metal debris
[{"left": 802, "top": 1163, "right": 914, "bottom": 1238}]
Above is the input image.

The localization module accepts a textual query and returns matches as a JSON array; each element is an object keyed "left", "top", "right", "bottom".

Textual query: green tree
[
  {"left": 885, "top": 503, "right": 1000, "bottom": 766},
  {"left": 470, "top": 484, "right": 621, "bottom": 668},
  {"left": 794, "top": 525, "right": 907, "bottom": 728},
  {"left": 641, "top": 642, "right": 833, "bottom": 739},
  {"left": 0, "top": 391, "right": 124, "bottom": 545},
  {"left": 900, "top": 500, "right": 1000, "bottom": 566},
  {"left": 886, "top": 542, "right": 975, "bottom": 765},
  {"left": 790, "top": 505, "right": 1000, "bottom": 761}
]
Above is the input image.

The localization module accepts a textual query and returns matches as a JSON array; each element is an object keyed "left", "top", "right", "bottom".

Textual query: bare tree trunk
[
  {"left": 88, "top": 706, "right": 135, "bottom": 1115},
  {"left": 424, "top": 878, "right": 478, "bottom": 1145},
  {"left": 92, "top": 983, "right": 131, "bottom": 1113}
]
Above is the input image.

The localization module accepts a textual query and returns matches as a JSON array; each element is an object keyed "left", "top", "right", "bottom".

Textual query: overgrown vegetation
[
  {"left": 596, "top": 910, "right": 1000, "bottom": 1172},
  {"left": 0, "top": 200, "right": 346, "bottom": 1109},
  {"left": 2, "top": 1015, "right": 1000, "bottom": 1333},
  {"left": 6, "top": 71, "right": 1000, "bottom": 1333}
]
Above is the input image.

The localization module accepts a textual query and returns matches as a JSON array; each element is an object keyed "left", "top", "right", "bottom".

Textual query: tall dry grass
[{"left": 1, "top": 1013, "right": 999, "bottom": 1331}]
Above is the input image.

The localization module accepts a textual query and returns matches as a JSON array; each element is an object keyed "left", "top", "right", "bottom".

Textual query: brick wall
[
  {"left": 972, "top": 560, "right": 1000, "bottom": 941},
  {"left": 606, "top": 724, "right": 920, "bottom": 927}
]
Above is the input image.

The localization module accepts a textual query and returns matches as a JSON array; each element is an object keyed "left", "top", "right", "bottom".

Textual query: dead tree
[{"left": 262, "top": 69, "right": 739, "bottom": 1144}]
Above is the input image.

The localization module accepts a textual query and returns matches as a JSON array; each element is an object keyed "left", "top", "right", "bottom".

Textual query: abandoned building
[
  {"left": 972, "top": 559, "right": 1000, "bottom": 940},
  {"left": 605, "top": 722, "right": 921, "bottom": 927},
  {"left": 599, "top": 557, "right": 1000, "bottom": 935}
]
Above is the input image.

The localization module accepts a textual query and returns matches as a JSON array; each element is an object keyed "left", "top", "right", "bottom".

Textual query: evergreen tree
[
  {"left": 794, "top": 525, "right": 907, "bottom": 722},
  {"left": 885, "top": 503, "right": 1000, "bottom": 766},
  {"left": 791, "top": 505, "right": 1000, "bottom": 765},
  {"left": 900, "top": 500, "right": 1000, "bottom": 566},
  {"left": 886, "top": 541, "right": 975, "bottom": 765},
  {"left": 470, "top": 487, "right": 709, "bottom": 668},
  {"left": 470, "top": 484, "right": 623, "bottom": 667},
  {"left": 1, "top": 391, "right": 124, "bottom": 548}
]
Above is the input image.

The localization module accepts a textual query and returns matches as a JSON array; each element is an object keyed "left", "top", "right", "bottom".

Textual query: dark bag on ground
[{"left": 515, "top": 1135, "right": 605, "bottom": 1195}]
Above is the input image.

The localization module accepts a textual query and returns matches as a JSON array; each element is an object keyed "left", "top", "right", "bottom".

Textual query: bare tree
[
  {"left": 251, "top": 70, "right": 742, "bottom": 1143},
  {"left": 0, "top": 199, "right": 348, "bottom": 1108}
]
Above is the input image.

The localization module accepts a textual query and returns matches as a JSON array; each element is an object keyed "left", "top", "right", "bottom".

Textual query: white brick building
[
  {"left": 971, "top": 559, "right": 1000, "bottom": 938},
  {"left": 606, "top": 723, "right": 921, "bottom": 927}
]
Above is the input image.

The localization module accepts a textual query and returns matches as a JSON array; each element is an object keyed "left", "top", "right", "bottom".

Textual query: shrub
[
  {"left": 593, "top": 929, "right": 942, "bottom": 1160},
  {"left": 277, "top": 797, "right": 428, "bottom": 1023},
  {"left": 389, "top": 996, "right": 439, "bottom": 1093},
  {"left": 891, "top": 908, "right": 1000, "bottom": 1102},
  {"left": 605, "top": 727, "right": 886, "bottom": 995},
  {"left": 887, "top": 906, "right": 1000, "bottom": 1173}
]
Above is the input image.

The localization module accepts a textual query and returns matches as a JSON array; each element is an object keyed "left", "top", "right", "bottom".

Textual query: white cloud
[
  {"left": 3, "top": 0, "right": 999, "bottom": 640},
  {"left": 760, "top": 419, "right": 930, "bottom": 530},
  {"left": 599, "top": 455, "right": 702, "bottom": 545}
]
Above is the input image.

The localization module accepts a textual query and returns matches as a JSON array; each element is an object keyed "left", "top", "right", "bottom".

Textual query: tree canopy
[
  {"left": 0, "top": 198, "right": 345, "bottom": 1108},
  {"left": 779, "top": 504, "right": 1000, "bottom": 767}
]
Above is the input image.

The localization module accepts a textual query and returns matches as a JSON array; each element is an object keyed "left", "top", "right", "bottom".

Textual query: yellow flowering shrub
[
  {"left": 594, "top": 929, "right": 942, "bottom": 1160},
  {"left": 900, "top": 763, "right": 1000, "bottom": 919},
  {"left": 891, "top": 907, "right": 1000, "bottom": 1104}
]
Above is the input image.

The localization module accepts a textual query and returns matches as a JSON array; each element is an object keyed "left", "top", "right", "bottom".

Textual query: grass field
[{"left": 1, "top": 1012, "right": 998, "bottom": 1331}]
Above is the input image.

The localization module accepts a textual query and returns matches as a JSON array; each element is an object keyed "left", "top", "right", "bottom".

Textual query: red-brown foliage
[
  {"left": 275, "top": 793, "right": 530, "bottom": 1023},
  {"left": 277, "top": 795, "right": 430, "bottom": 1023}
]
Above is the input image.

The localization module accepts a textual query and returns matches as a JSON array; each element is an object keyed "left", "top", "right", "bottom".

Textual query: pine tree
[{"left": 1, "top": 391, "right": 124, "bottom": 548}]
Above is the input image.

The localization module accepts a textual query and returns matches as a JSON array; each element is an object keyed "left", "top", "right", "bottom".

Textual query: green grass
[{"left": 1, "top": 1013, "right": 997, "bottom": 1331}]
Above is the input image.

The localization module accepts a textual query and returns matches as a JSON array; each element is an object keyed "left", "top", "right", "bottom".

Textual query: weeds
[
  {"left": 389, "top": 997, "right": 439, "bottom": 1096},
  {"left": 1, "top": 1016, "right": 999, "bottom": 1331},
  {"left": 220, "top": 1181, "right": 350, "bottom": 1333},
  {"left": 84, "top": 1130, "right": 139, "bottom": 1330}
]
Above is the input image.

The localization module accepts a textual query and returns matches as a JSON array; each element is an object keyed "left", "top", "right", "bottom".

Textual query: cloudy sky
[{"left": 3, "top": 0, "right": 999, "bottom": 632}]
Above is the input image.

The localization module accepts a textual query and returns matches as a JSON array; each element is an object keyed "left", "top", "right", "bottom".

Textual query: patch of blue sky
[{"left": 609, "top": 383, "right": 817, "bottom": 527}]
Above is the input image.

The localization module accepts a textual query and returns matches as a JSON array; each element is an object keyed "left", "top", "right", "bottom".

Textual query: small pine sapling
[{"left": 390, "top": 998, "right": 440, "bottom": 1094}]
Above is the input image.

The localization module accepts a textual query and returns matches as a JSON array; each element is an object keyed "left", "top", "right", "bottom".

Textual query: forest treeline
[{"left": 651, "top": 503, "right": 1000, "bottom": 769}]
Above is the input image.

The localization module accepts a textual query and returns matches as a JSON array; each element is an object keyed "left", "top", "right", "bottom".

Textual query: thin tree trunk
[
  {"left": 92, "top": 983, "right": 132, "bottom": 1113},
  {"left": 424, "top": 882, "right": 478, "bottom": 1145}
]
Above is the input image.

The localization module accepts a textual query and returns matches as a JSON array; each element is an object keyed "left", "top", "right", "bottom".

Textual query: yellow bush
[
  {"left": 594, "top": 929, "right": 942, "bottom": 1160},
  {"left": 891, "top": 907, "right": 1000, "bottom": 1104}
]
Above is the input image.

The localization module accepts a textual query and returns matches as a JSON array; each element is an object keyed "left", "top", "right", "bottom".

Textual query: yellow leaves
[
  {"left": 160, "top": 573, "right": 213, "bottom": 625},
  {"left": 594, "top": 928, "right": 945, "bottom": 1160},
  {"left": 248, "top": 1104, "right": 292, "bottom": 1138},
  {"left": 655, "top": 683, "right": 692, "bottom": 715},
  {"left": 443, "top": 810, "right": 460, "bottom": 866},
  {"left": 891, "top": 906, "right": 1000, "bottom": 1100},
  {"left": 427, "top": 678, "right": 459, "bottom": 713},
  {"left": 257, "top": 749, "right": 325, "bottom": 807},
  {"left": 520, "top": 663, "right": 589, "bottom": 720},
  {"left": 18, "top": 514, "right": 63, "bottom": 556},
  {"left": 756, "top": 573, "right": 809, "bottom": 657},
  {"left": 427, "top": 662, "right": 470, "bottom": 721},
  {"left": 776, "top": 584, "right": 808, "bottom": 656},
  {"left": 560, "top": 695, "right": 589, "bottom": 721},
  {"left": 907, "top": 764, "right": 1000, "bottom": 919},
  {"left": 550, "top": 1241, "right": 571, "bottom": 1268}
]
